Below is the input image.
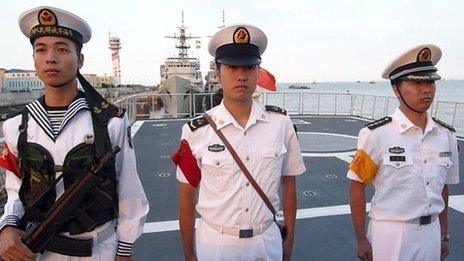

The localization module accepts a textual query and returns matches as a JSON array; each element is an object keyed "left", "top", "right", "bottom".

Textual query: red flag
[
  {"left": 0, "top": 143, "right": 20, "bottom": 178},
  {"left": 257, "top": 67, "right": 276, "bottom": 91},
  {"left": 171, "top": 139, "right": 201, "bottom": 188}
]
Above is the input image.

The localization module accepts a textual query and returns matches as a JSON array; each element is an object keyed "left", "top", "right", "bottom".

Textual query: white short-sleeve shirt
[
  {"left": 347, "top": 108, "right": 459, "bottom": 221},
  {"left": 177, "top": 101, "right": 306, "bottom": 228}
]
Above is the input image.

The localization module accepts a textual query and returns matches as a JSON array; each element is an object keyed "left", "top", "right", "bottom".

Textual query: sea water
[{"left": 277, "top": 80, "right": 463, "bottom": 103}]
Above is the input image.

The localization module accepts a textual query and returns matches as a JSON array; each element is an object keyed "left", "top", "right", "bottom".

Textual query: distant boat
[
  {"left": 356, "top": 80, "right": 361, "bottom": 83},
  {"left": 289, "top": 85, "right": 311, "bottom": 89},
  {"left": 368, "top": 80, "right": 375, "bottom": 84}
]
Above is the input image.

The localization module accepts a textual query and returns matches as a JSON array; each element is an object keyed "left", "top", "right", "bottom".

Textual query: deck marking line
[
  {"left": 301, "top": 152, "right": 355, "bottom": 159},
  {"left": 143, "top": 219, "right": 200, "bottom": 233},
  {"left": 143, "top": 196, "right": 464, "bottom": 234},
  {"left": 131, "top": 120, "right": 145, "bottom": 138},
  {"left": 449, "top": 195, "right": 464, "bottom": 214},
  {"left": 298, "top": 132, "right": 357, "bottom": 139},
  {"left": 335, "top": 154, "right": 354, "bottom": 163},
  {"left": 142, "top": 203, "right": 371, "bottom": 234}
]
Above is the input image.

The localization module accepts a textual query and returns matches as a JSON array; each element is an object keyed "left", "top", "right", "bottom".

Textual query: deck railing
[{"left": 113, "top": 92, "right": 464, "bottom": 137}]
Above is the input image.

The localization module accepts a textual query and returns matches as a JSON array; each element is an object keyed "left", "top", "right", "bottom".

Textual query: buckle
[
  {"left": 239, "top": 229, "right": 253, "bottom": 238},
  {"left": 419, "top": 215, "right": 432, "bottom": 225}
]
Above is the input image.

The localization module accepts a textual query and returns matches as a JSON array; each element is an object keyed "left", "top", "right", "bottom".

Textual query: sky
[{"left": 1, "top": 0, "right": 463, "bottom": 85}]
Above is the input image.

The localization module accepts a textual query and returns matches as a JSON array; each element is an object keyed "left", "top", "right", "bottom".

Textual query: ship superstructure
[
  {"left": 204, "top": 10, "right": 226, "bottom": 94},
  {"left": 158, "top": 11, "right": 204, "bottom": 117}
]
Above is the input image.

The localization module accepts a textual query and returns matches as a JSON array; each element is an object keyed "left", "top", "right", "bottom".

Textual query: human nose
[
  {"left": 420, "top": 82, "right": 433, "bottom": 93},
  {"left": 236, "top": 68, "right": 248, "bottom": 82},
  {"left": 46, "top": 50, "right": 57, "bottom": 64}
]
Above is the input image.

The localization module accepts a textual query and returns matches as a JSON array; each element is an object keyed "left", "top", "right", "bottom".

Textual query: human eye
[{"left": 58, "top": 47, "right": 70, "bottom": 53}]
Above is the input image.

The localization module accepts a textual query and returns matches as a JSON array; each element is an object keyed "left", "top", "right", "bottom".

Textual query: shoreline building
[
  {"left": 3, "top": 69, "right": 43, "bottom": 92},
  {"left": 0, "top": 68, "right": 6, "bottom": 92},
  {"left": 108, "top": 34, "right": 122, "bottom": 86},
  {"left": 81, "top": 73, "right": 118, "bottom": 88}
]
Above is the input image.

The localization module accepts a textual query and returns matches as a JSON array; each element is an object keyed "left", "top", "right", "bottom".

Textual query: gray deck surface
[{"left": 125, "top": 116, "right": 463, "bottom": 260}]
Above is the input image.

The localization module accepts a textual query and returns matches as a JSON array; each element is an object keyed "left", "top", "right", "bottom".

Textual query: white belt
[
  {"left": 203, "top": 219, "right": 273, "bottom": 238},
  {"left": 70, "top": 220, "right": 116, "bottom": 245},
  {"left": 93, "top": 221, "right": 116, "bottom": 245}
]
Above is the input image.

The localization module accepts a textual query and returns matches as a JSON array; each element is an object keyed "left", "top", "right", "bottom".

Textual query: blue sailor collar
[
  {"left": 215, "top": 100, "right": 269, "bottom": 131},
  {"left": 392, "top": 108, "right": 437, "bottom": 134},
  {"left": 26, "top": 91, "right": 90, "bottom": 141}
]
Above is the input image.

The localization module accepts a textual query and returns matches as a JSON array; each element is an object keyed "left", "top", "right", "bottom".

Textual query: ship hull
[{"left": 159, "top": 76, "right": 201, "bottom": 117}]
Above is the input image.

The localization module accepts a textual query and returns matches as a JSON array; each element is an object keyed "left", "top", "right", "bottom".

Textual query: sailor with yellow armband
[{"left": 347, "top": 44, "right": 459, "bottom": 261}]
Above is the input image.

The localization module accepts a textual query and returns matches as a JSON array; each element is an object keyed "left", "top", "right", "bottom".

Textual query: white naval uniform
[
  {"left": 0, "top": 97, "right": 149, "bottom": 260},
  {"left": 177, "top": 101, "right": 306, "bottom": 261},
  {"left": 347, "top": 108, "right": 460, "bottom": 261}
]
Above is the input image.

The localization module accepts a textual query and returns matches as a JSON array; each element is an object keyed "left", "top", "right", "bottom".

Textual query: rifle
[{"left": 21, "top": 146, "right": 120, "bottom": 253}]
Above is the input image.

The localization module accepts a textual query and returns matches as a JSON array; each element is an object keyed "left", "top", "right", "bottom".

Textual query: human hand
[
  {"left": 0, "top": 226, "right": 36, "bottom": 261},
  {"left": 440, "top": 241, "right": 449, "bottom": 260},
  {"left": 115, "top": 255, "right": 133, "bottom": 261},
  {"left": 282, "top": 235, "right": 293, "bottom": 261},
  {"left": 356, "top": 238, "right": 372, "bottom": 261}
]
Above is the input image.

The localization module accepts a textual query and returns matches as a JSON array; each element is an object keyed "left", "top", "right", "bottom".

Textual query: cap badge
[
  {"left": 233, "top": 27, "right": 250, "bottom": 44},
  {"left": 417, "top": 47, "right": 431, "bottom": 62},
  {"left": 38, "top": 9, "right": 57, "bottom": 26}
]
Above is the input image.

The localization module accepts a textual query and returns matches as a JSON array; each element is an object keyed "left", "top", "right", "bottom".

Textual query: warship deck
[{"left": 132, "top": 115, "right": 464, "bottom": 260}]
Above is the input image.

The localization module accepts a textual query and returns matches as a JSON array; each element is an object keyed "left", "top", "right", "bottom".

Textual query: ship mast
[{"left": 164, "top": 11, "right": 200, "bottom": 60}]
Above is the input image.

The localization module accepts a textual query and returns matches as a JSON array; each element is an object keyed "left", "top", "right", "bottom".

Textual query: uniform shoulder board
[
  {"left": 432, "top": 118, "right": 455, "bottom": 132},
  {"left": 0, "top": 111, "right": 21, "bottom": 123},
  {"left": 188, "top": 116, "right": 208, "bottom": 131},
  {"left": 365, "top": 116, "right": 392, "bottom": 130},
  {"left": 265, "top": 105, "right": 287, "bottom": 115},
  {"left": 114, "top": 106, "right": 126, "bottom": 118}
]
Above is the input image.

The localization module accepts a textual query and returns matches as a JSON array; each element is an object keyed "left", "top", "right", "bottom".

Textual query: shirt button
[
  {"left": 429, "top": 204, "right": 432, "bottom": 207},
  {"left": 395, "top": 163, "right": 400, "bottom": 167},
  {"left": 426, "top": 181, "right": 430, "bottom": 185},
  {"left": 245, "top": 208, "right": 249, "bottom": 212},
  {"left": 246, "top": 156, "right": 250, "bottom": 161},
  {"left": 246, "top": 182, "right": 250, "bottom": 186},
  {"left": 274, "top": 153, "right": 278, "bottom": 157},
  {"left": 423, "top": 159, "right": 427, "bottom": 164},
  {"left": 215, "top": 161, "right": 220, "bottom": 166}
]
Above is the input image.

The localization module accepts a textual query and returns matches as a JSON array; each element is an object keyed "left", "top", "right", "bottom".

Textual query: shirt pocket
[
  {"left": 259, "top": 145, "right": 287, "bottom": 183},
  {"left": 434, "top": 158, "right": 452, "bottom": 190},
  {"left": 201, "top": 154, "right": 234, "bottom": 190},
  {"left": 381, "top": 155, "right": 414, "bottom": 188}
]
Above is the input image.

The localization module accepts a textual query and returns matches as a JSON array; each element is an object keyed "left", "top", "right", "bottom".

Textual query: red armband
[
  {"left": 171, "top": 139, "right": 201, "bottom": 188},
  {"left": 0, "top": 143, "right": 20, "bottom": 178}
]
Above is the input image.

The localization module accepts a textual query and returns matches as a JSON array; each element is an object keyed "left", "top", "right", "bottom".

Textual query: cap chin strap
[{"left": 396, "top": 87, "right": 427, "bottom": 114}]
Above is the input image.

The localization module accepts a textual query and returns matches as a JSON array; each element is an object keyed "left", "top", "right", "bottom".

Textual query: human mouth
[
  {"left": 44, "top": 68, "right": 60, "bottom": 75},
  {"left": 234, "top": 85, "right": 248, "bottom": 90}
]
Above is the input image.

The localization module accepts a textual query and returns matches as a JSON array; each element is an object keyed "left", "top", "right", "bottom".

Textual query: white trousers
[
  {"left": 368, "top": 218, "right": 440, "bottom": 261},
  {"left": 195, "top": 219, "right": 282, "bottom": 261}
]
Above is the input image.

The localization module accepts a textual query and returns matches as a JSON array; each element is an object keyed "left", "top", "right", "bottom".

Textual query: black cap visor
[
  {"left": 215, "top": 43, "right": 261, "bottom": 66},
  {"left": 216, "top": 56, "right": 261, "bottom": 66}
]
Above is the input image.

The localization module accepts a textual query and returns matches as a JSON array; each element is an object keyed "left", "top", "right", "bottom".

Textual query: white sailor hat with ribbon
[
  {"left": 382, "top": 44, "right": 442, "bottom": 84},
  {"left": 19, "top": 6, "right": 92, "bottom": 45},
  {"left": 208, "top": 24, "right": 267, "bottom": 66}
]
